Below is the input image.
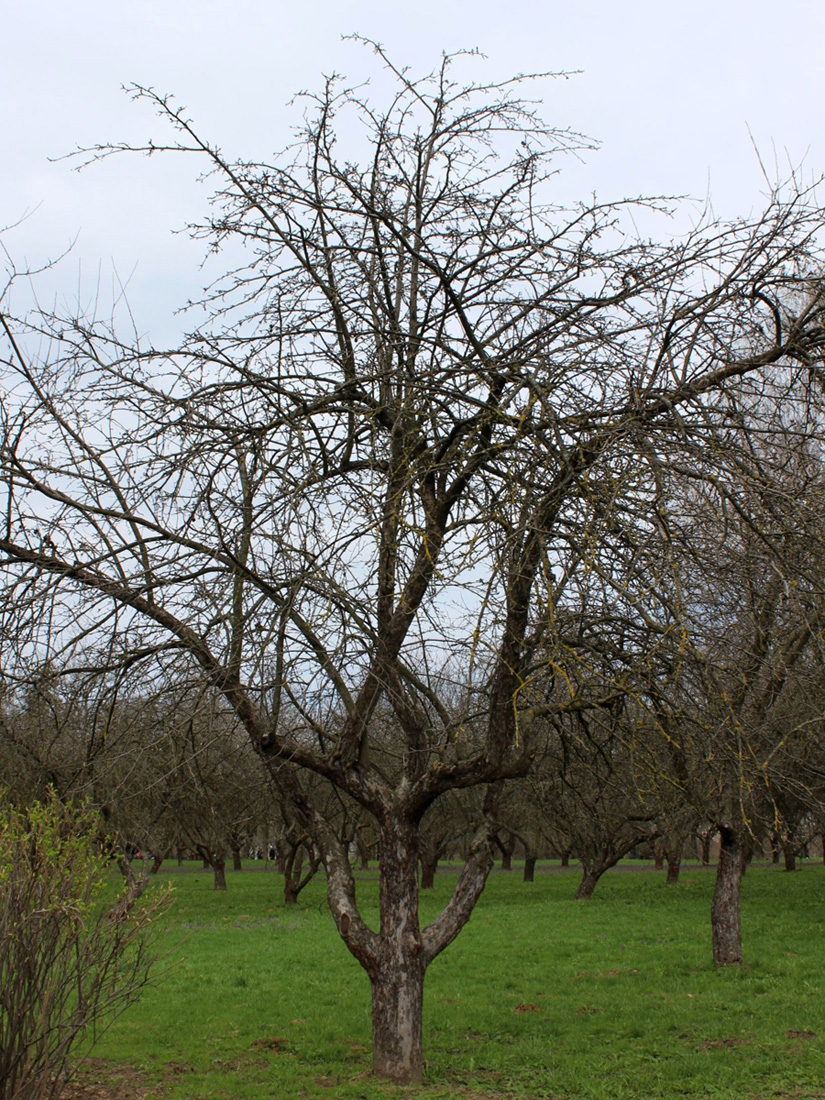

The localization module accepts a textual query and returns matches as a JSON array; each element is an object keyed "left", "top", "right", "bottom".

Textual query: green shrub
[{"left": 0, "top": 795, "right": 169, "bottom": 1100}]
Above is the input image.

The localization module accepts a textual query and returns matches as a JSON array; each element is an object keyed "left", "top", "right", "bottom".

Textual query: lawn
[{"left": 82, "top": 860, "right": 825, "bottom": 1099}]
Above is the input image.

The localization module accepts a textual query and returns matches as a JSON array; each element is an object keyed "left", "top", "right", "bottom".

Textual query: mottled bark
[
  {"left": 711, "top": 826, "right": 743, "bottom": 966},
  {"left": 370, "top": 819, "right": 424, "bottom": 1083},
  {"left": 323, "top": 806, "right": 496, "bottom": 1084}
]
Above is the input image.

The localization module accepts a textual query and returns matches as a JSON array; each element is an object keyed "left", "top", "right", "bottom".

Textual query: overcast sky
[{"left": 3, "top": 0, "right": 824, "bottom": 340}]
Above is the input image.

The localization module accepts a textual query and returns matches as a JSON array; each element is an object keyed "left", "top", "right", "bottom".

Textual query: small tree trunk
[
  {"left": 575, "top": 867, "right": 601, "bottom": 900},
  {"left": 150, "top": 853, "right": 164, "bottom": 875},
  {"left": 213, "top": 855, "right": 227, "bottom": 891},
  {"left": 783, "top": 845, "right": 797, "bottom": 872},
  {"left": 653, "top": 845, "right": 664, "bottom": 871},
  {"left": 496, "top": 831, "right": 516, "bottom": 871},
  {"left": 666, "top": 854, "right": 681, "bottom": 884},
  {"left": 284, "top": 846, "right": 303, "bottom": 905},
  {"left": 231, "top": 844, "right": 243, "bottom": 872},
  {"left": 420, "top": 854, "right": 438, "bottom": 889},
  {"left": 700, "top": 831, "right": 712, "bottom": 865},
  {"left": 523, "top": 856, "right": 536, "bottom": 882},
  {"left": 711, "top": 826, "right": 742, "bottom": 966},
  {"left": 560, "top": 849, "right": 570, "bottom": 867}
]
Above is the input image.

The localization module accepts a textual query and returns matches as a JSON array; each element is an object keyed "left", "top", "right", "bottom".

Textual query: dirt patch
[
  {"left": 60, "top": 1060, "right": 155, "bottom": 1100},
  {"left": 787, "top": 1030, "right": 817, "bottom": 1041},
  {"left": 250, "top": 1035, "right": 290, "bottom": 1053},
  {"left": 699, "top": 1037, "right": 752, "bottom": 1050},
  {"left": 513, "top": 1002, "right": 541, "bottom": 1014}
]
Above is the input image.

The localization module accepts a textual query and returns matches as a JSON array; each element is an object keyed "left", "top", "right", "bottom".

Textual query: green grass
[{"left": 83, "top": 861, "right": 825, "bottom": 1099}]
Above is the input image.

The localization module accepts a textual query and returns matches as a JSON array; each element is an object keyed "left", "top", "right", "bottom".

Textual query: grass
[{"left": 83, "top": 860, "right": 825, "bottom": 1099}]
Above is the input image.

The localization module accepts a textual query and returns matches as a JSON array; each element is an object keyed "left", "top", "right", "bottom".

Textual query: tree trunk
[
  {"left": 666, "top": 854, "right": 681, "bottom": 884},
  {"left": 370, "top": 820, "right": 424, "bottom": 1083},
  {"left": 711, "top": 826, "right": 742, "bottom": 966},
  {"left": 700, "top": 830, "right": 712, "bottom": 864},
  {"left": 231, "top": 844, "right": 243, "bottom": 872},
  {"left": 783, "top": 845, "right": 797, "bottom": 872},
  {"left": 523, "top": 856, "right": 536, "bottom": 882},
  {"left": 496, "top": 831, "right": 516, "bottom": 871},
  {"left": 371, "top": 952, "right": 425, "bottom": 1084},
  {"left": 575, "top": 867, "right": 601, "bottom": 900},
  {"left": 325, "top": 807, "right": 495, "bottom": 1085},
  {"left": 150, "top": 853, "right": 164, "bottom": 875},
  {"left": 213, "top": 855, "right": 227, "bottom": 891},
  {"left": 420, "top": 854, "right": 438, "bottom": 889}
]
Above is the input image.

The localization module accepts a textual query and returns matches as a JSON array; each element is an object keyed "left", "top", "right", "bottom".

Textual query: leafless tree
[
  {"left": 661, "top": 400, "right": 825, "bottom": 964},
  {"left": 2, "top": 43, "right": 825, "bottom": 1081}
]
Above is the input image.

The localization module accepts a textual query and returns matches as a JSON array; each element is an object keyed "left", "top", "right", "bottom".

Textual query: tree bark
[
  {"left": 231, "top": 844, "right": 243, "bottom": 872},
  {"left": 420, "top": 854, "right": 438, "bottom": 889},
  {"left": 575, "top": 868, "right": 601, "bottom": 900},
  {"left": 699, "top": 830, "right": 712, "bottom": 864},
  {"left": 666, "top": 854, "right": 681, "bottom": 884},
  {"left": 150, "top": 853, "right": 164, "bottom": 875},
  {"left": 523, "top": 856, "right": 536, "bottom": 882},
  {"left": 711, "top": 826, "right": 743, "bottom": 966},
  {"left": 783, "top": 844, "right": 797, "bottom": 872},
  {"left": 495, "top": 831, "right": 516, "bottom": 871},
  {"left": 370, "top": 819, "right": 425, "bottom": 1083},
  {"left": 213, "top": 855, "right": 227, "bottom": 891}
]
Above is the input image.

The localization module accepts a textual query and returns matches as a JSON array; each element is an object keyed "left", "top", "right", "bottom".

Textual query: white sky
[{"left": 2, "top": 0, "right": 824, "bottom": 340}]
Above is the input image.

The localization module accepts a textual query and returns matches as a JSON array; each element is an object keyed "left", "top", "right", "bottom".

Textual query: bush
[{"left": 0, "top": 795, "right": 169, "bottom": 1100}]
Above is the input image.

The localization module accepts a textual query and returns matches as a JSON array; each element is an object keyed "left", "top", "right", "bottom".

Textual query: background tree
[{"left": 2, "top": 44, "right": 825, "bottom": 1082}]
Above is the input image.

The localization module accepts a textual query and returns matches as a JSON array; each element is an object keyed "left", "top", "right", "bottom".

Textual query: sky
[{"left": 2, "top": 0, "right": 824, "bottom": 341}]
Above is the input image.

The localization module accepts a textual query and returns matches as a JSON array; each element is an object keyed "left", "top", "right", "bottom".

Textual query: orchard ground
[{"left": 71, "top": 860, "right": 825, "bottom": 1100}]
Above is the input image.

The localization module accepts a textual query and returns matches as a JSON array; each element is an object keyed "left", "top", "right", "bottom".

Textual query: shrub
[{"left": 0, "top": 795, "right": 169, "bottom": 1100}]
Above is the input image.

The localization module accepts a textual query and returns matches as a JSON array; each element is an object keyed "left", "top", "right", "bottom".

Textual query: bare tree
[
  {"left": 663, "top": 404, "right": 825, "bottom": 964},
  {"left": 2, "top": 43, "right": 825, "bottom": 1081}
]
